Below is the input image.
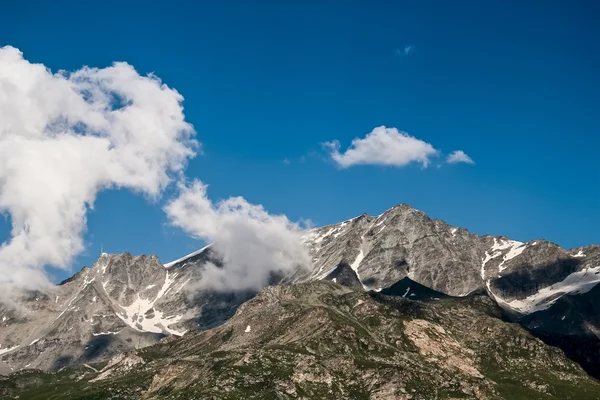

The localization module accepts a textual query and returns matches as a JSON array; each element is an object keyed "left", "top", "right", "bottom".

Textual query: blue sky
[{"left": 1, "top": 0, "right": 599, "bottom": 282}]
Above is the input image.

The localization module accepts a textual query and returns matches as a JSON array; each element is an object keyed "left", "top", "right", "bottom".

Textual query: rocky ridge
[{"left": 0, "top": 203, "right": 599, "bottom": 380}]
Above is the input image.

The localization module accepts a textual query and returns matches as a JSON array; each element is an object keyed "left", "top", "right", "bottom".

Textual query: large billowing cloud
[
  {"left": 164, "top": 180, "right": 310, "bottom": 292},
  {"left": 323, "top": 126, "right": 439, "bottom": 168},
  {"left": 0, "top": 46, "right": 197, "bottom": 294}
]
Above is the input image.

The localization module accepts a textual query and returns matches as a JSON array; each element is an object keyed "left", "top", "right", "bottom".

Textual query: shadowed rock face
[
  {"left": 2, "top": 281, "right": 600, "bottom": 399},
  {"left": 322, "top": 262, "right": 363, "bottom": 289},
  {"left": 380, "top": 277, "right": 452, "bottom": 302},
  {"left": 1, "top": 203, "right": 599, "bottom": 380}
]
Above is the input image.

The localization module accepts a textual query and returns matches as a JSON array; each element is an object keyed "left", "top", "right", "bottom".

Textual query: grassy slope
[{"left": 1, "top": 281, "right": 599, "bottom": 399}]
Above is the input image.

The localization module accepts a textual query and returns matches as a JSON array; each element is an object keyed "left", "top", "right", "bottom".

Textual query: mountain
[
  {"left": 0, "top": 249, "right": 254, "bottom": 372},
  {"left": 2, "top": 281, "right": 600, "bottom": 399},
  {"left": 1, "top": 203, "right": 599, "bottom": 382},
  {"left": 300, "top": 205, "right": 600, "bottom": 307},
  {"left": 298, "top": 205, "right": 600, "bottom": 377}
]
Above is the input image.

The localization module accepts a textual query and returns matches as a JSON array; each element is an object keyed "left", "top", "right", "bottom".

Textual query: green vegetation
[{"left": 2, "top": 281, "right": 599, "bottom": 399}]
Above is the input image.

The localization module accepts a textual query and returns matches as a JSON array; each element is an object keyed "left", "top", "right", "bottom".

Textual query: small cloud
[
  {"left": 323, "top": 126, "right": 438, "bottom": 168},
  {"left": 282, "top": 158, "right": 290, "bottom": 165},
  {"left": 395, "top": 45, "right": 415, "bottom": 56},
  {"left": 446, "top": 150, "right": 475, "bottom": 165}
]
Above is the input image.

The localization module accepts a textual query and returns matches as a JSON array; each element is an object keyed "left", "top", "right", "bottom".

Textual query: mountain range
[{"left": 1, "top": 204, "right": 599, "bottom": 398}]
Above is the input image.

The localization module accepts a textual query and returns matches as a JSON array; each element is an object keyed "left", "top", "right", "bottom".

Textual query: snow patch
[
  {"left": 481, "top": 238, "right": 525, "bottom": 277},
  {"left": 315, "top": 265, "right": 338, "bottom": 281},
  {"left": 498, "top": 242, "right": 527, "bottom": 272},
  {"left": 174, "top": 278, "right": 191, "bottom": 293},
  {"left": 481, "top": 250, "right": 503, "bottom": 279},
  {"left": 494, "top": 265, "right": 600, "bottom": 313},
  {"left": 572, "top": 250, "right": 586, "bottom": 258},
  {"left": 374, "top": 216, "right": 386, "bottom": 228},
  {"left": 116, "top": 271, "right": 186, "bottom": 335},
  {"left": 164, "top": 244, "right": 211, "bottom": 268},
  {"left": 0, "top": 345, "right": 19, "bottom": 355},
  {"left": 354, "top": 299, "right": 365, "bottom": 308},
  {"left": 350, "top": 247, "right": 368, "bottom": 290},
  {"left": 402, "top": 287, "right": 411, "bottom": 298},
  {"left": 351, "top": 250, "right": 365, "bottom": 274},
  {"left": 313, "top": 227, "right": 335, "bottom": 244},
  {"left": 245, "top": 325, "right": 251, "bottom": 333},
  {"left": 491, "top": 238, "right": 518, "bottom": 251},
  {"left": 93, "top": 330, "right": 121, "bottom": 336}
]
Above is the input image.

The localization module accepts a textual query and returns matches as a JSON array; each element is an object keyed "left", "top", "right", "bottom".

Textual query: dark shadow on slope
[
  {"left": 51, "top": 355, "right": 73, "bottom": 370},
  {"left": 491, "top": 258, "right": 584, "bottom": 299},
  {"left": 373, "top": 277, "right": 507, "bottom": 322},
  {"left": 379, "top": 277, "right": 452, "bottom": 302},
  {"left": 518, "top": 284, "right": 600, "bottom": 380},
  {"left": 528, "top": 332, "right": 600, "bottom": 380},
  {"left": 191, "top": 290, "right": 257, "bottom": 331},
  {"left": 323, "top": 263, "right": 363, "bottom": 289},
  {"left": 79, "top": 335, "right": 116, "bottom": 362},
  {"left": 70, "top": 330, "right": 165, "bottom": 368},
  {"left": 58, "top": 266, "right": 90, "bottom": 286}
]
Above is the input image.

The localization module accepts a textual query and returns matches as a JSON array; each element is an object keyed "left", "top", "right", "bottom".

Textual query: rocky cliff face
[{"left": 0, "top": 203, "right": 599, "bottom": 379}]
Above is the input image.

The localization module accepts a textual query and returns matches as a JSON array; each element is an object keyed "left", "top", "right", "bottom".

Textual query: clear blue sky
[{"left": 1, "top": 0, "right": 599, "bottom": 281}]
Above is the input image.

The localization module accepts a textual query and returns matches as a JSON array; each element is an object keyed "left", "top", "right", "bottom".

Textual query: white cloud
[
  {"left": 323, "top": 126, "right": 438, "bottom": 168},
  {"left": 446, "top": 150, "right": 475, "bottom": 165},
  {"left": 164, "top": 180, "right": 310, "bottom": 292},
  {"left": 0, "top": 46, "right": 197, "bottom": 294},
  {"left": 395, "top": 46, "right": 414, "bottom": 56}
]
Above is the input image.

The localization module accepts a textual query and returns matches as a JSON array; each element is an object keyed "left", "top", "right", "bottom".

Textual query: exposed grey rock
[
  {"left": 3, "top": 281, "right": 600, "bottom": 399},
  {"left": 1, "top": 202, "right": 599, "bottom": 377},
  {"left": 0, "top": 249, "right": 251, "bottom": 371}
]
